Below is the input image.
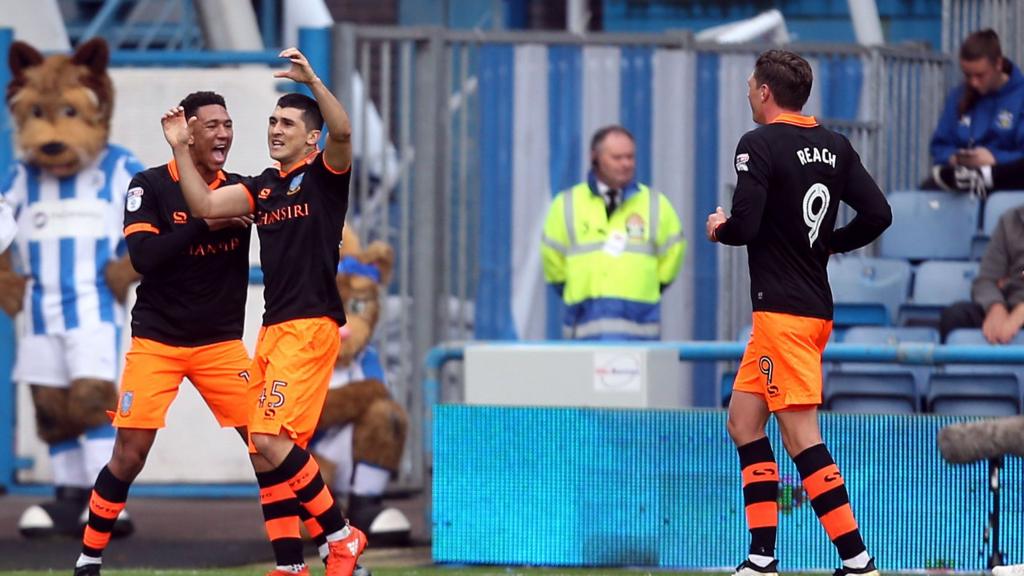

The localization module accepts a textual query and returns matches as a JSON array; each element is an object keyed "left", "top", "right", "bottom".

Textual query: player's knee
[
  {"left": 109, "top": 432, "right": 153, "bottom": 482},
  {"left": 726, "top": 411, "right": 755, "bottom": 445},
  {"left": 67, "top": 379, "right": 117, "bottom": 429},
  {"left": 29, "top": 386, "right": 79, "bottom": 443}
]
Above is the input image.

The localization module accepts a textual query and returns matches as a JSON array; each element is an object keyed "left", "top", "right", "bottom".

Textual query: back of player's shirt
[{"left": 715, "top": 113, "right": 891, "bottom": 319}]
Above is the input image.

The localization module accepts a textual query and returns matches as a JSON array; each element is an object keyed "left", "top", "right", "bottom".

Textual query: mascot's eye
[
  {"left": 62, "top": 106, "right": 77, "bottom": 118},
  {"left": 347, "top": 299, "right": 367, "bottom": 314},
  {"left": 30, "top": 105, "right": 43, "bottom": 118}
]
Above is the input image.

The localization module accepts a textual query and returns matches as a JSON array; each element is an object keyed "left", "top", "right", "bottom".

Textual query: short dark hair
[
  {"left": 960, "top": 28, "right": 1003, "bottom": 63},
  {"left": 179, "top": 91, "right": 226, "bottom": 119},
  {"left": 753, "top": 49, "right": 813, "bottom": 111},
  {"left": 590, "top": 125, "right": 635, "bottom": 154},
  {"left": 276, "top": 93, "right": 323, "bottom": 132}
]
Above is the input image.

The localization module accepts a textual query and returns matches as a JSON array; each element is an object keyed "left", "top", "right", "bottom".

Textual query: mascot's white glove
[{"left": 0, "top": 197, "right": 16, "bottom": 253}]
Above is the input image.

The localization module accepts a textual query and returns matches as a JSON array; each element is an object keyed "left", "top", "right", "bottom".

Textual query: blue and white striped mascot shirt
[{"left": 2, "top": 144, "right": 144, "bottom": 335}]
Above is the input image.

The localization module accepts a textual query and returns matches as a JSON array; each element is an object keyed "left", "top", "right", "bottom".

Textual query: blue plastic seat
[
  {"left": 840, "top": 326, "right": 938, "bottom": 395},
  {"left": 824, "top": 371, "right": 918, "bottom": 414},
  {"left": 898, "top": 260, "right": 978, "bottom": 327},
  {"left": 982, "top": 191, "right": 1024, "bottom": 236},
  {"left": 927, "top": 373, "right": 1021, "bottom": 416},
  {"left": 879, "top": 191, "right": 980, "bottom": 261},
  {"left": 828, "top": 256, "right": 912, "bottom": 326}
]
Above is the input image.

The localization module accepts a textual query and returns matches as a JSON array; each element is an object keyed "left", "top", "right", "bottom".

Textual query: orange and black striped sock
[
  {"left": 277, "top": 445, "right": 347, "bottom": 538},
  {"left": 738, "top": 437, "right": 778, "bottom": 558},
  {"left": 298, "top": 505, "right": 328, "bottom": 562},
  {"left": 80, "top": 466, "right": 130, "bottom": 561},
  {"left": 256, "top": 469, "right": 305, "bottom": 568},
  {"left": 794, "top": 443, "right": 867, "bottom": 561}
]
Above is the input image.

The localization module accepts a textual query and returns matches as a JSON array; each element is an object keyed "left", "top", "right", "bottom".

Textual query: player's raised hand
[
  {"left": 706, "top": 206, "right": 727, "bottom": 242},
  {"left": 274, "top": 47, "right": 318, "bottom": 85},
  {"left": 161, "top": 106, "right": 194, "bottom": 149}
]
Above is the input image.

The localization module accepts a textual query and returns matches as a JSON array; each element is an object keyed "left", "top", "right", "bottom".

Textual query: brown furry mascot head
[{"left": 6, "top": 38, "right": 113, "bottom": 178}]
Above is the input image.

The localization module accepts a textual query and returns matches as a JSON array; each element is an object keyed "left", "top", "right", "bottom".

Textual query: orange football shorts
[
  {"left": 113, "top": 337, "right": 252, "bottom": 429},
  {"left": 247, "top": 316, "right": 341, "bottom": 451},
  {"left": 732, "top": 311, "right": 832, "bottom": 412}
]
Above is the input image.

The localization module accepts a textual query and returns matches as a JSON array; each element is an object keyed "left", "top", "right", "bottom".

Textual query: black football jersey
[{"left": 715, "top": 114, "right": 892, "bottom": 319}]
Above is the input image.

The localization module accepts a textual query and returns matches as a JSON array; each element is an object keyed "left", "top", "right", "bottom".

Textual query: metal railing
[{"left": 943, "top": 0, "right": 1024, "bottom": 65}]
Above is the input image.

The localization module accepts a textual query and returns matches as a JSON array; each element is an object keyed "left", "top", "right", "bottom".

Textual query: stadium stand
[
  {"left": 898, "top": 259, "right": 978, "bottom": 327},
  {"left": 828, "top": 256, "right": 912, "bottom": 327},
  {"left": 838, "top": 326, "right": 938, "bottom": 395},
  {"left": 879, "top": 191, "right": 980, "bottom": 261},
  {"left": 927, "top": 373, "right": 1022, "bottom": 416},
  {"left": 982, "top": 191, "right": 1024, "bottom": 236},
  {"left": 823, "top": 370, "right": 918, "bottom": 414}
]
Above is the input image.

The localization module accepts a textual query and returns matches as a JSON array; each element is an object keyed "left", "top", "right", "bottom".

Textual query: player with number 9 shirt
[{"left": 705, "top": 50, "right": 891, "bottom": 576}]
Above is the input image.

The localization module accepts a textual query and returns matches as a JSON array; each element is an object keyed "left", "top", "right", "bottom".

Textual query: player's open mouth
[
  {"left": 270, "top": 139, "right": 285, "bottom": 148},
  {"left": 211, "top": 146, "right": 226, "bottom": 163}
]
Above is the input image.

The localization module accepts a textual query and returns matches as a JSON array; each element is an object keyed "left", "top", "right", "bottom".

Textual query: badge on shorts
[
  {"left": 119, "top": 391, "right": 133, "bottom": 417},
  {"left": 126, "top": 187, "right": 144, "bottom": 212}
]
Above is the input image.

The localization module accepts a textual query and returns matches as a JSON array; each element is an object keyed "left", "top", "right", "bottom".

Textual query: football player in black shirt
[{"left": 707, "top": 49, "right": 891, "bottom": 576}]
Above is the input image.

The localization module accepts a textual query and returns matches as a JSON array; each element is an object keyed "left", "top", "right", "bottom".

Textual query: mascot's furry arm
[
  {"left": 0, "top": 250, "right": 26, "bottom": 317},
  {"left": 104, "top": 256, "right": 139, "bottom": 304}
]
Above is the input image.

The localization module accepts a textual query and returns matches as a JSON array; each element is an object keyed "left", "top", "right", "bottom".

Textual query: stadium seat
[
  {"left": 828, "top": 256, "right": 912, "bottom": 326},
  {"left": 898, "top": 260, "right": 978, "bottom": 327},
  {"left": 982, "top": 191, "right": 1024, "bottom": 236},
  {"left": 824, "top": 371, "right": 918, "bottom": 414},
  {"left": 926, "top": 373, "right": 1021, "bottom": 416},
  {"left": 879, "top": 191, "right": 980, "bottom": 261},
  {"left": 840, "top": 326, "right": 938, "bottom": 395},
  {"left": 970, "top": 234, "right": 989, "bottom": 260}
]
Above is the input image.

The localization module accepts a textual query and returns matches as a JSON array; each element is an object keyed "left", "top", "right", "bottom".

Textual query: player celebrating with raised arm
[
  {"left": 162, "top": 48, "right": 365, "bottom": 576},
  {"left": 707, "top": 50, "right": 891, "bottom": 576}
]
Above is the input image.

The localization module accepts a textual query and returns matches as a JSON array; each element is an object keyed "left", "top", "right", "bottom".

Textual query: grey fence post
[
  {"left": 410, "top": 28, "right": 449, "bottom": 486},
  {"left": 334, "top": 23, "right": 357, "bottom": 123}
]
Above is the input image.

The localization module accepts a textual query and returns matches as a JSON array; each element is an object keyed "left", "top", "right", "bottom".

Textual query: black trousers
[{"left": 939, "top": 300, "right": 985, "bottom": 342}]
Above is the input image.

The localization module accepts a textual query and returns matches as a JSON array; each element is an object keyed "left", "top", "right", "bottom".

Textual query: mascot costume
[
  {"left": 1, "top": 38, "right": 141, "bottom": 538},
  {"left": 310, "top": 226, "right": 411, "bottom": 546}
]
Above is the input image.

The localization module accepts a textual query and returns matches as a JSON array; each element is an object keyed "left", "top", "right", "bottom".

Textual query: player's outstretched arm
[
  {"left": 161, "top": 106, "right": 252, "bottom": 218},
  {"left": 275, "top": 47, "right": 352, "bottom": 172}
]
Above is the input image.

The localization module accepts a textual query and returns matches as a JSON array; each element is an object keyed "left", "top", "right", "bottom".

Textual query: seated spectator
[
  {"left": 940, "top": 204, "right": 1024, "bottom": 342},
  {"left": 933, "top": 156, "right": 1024, "bottom": 195},
  {"left": 926, "top": 29, "right": 1024, "bottom": 189}
]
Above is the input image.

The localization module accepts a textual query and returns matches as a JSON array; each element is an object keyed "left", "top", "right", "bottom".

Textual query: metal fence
[{"left": 943, "top": 0, "right": 1024, "bottom": 65}]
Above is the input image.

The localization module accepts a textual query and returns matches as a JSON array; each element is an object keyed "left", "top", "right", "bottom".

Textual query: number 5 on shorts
[{"left": 258, "top": 380, "right": 288, "bottom": 408}]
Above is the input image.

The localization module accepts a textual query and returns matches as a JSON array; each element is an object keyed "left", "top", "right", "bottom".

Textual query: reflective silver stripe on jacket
[{"left": 565, "top": 317, "right": 661, "bottom": 339}]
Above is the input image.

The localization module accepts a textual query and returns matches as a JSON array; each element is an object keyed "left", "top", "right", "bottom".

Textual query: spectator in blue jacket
[{"left": 930, "top": 29, "right": 1024, "bottom": 172}]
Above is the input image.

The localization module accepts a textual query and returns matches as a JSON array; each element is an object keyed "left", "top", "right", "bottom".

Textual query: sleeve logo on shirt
[
  {"left": 258, "top": 187, "right": 272, "bottom": 200},
  {"left": 735, "top": 153, "right": 750, "bottom": 172},
  {"left": 172, "top": 211, "right": 188, "bottom": 224},
  {"left": 126, "top": 187, "right": 144, "bottom": 212}
]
